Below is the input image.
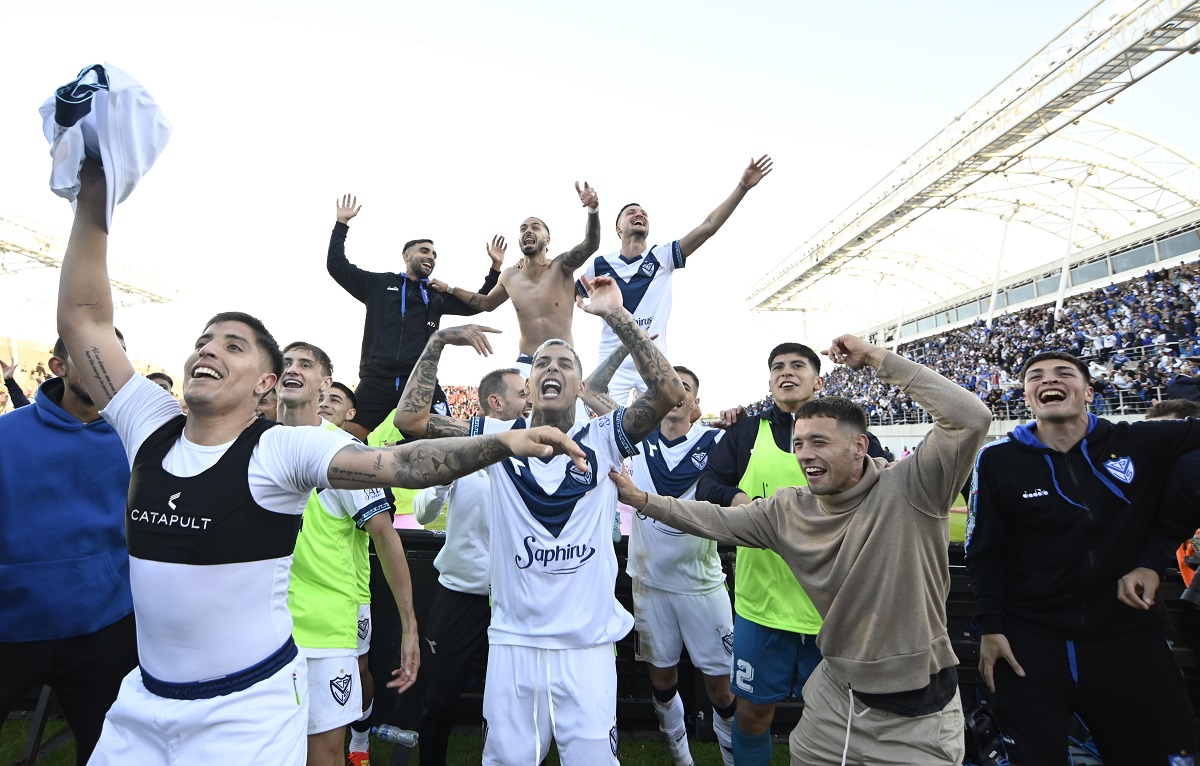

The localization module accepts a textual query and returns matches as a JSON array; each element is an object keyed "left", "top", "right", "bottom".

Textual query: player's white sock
[
  {"left": 712, "top": 710, "right": 735, "bottom": 766},
  {"left": 348, "top": 700, "right": 372, "bottom": 752},
  {"left": 652, "top": 691, "right": 691, "bottom": 765}
]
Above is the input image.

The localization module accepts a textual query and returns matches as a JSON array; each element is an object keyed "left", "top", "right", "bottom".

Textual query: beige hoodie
[{"left": 640, "top": 352, "right": 991, "bottom": 694}]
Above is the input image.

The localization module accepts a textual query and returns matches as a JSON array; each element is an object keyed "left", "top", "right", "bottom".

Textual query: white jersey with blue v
[{"left": 470, "top": 411, "right": 638, "bottom": 649}]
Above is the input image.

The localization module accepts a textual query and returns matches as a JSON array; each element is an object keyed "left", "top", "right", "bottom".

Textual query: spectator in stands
[
  {"left": 1, "top": 356, "right": 30, "bottom": 411},
  {"left": 146, "top": 372, "right": 174, "bottom": 395},
  {"left": 0, "top": 334, "right": 139, "bottom": 764}
]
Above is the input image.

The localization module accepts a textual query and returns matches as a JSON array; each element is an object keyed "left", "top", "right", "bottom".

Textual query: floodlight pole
[
  {"left": 986, "top": 205, "right": 1019, "bottom": 328},
  {"left": 1054, "top": 167, "right": 1093, "bottom": 317}
]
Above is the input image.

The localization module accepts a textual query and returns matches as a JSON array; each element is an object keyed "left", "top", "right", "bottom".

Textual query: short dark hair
[
  {"left": 533, "top": 339, "right": 583, "bottom": 374},
  {"left": 1146, "top": 399, "right": 1200, "bottom": 419},
  {"left": 616, "top": 203, "right": 641, "bottom": 229},
  {"left": 674, "top": 365, "right": 699, "bottom": 391},
  {"left": 768, "top": 342, "right": 821, "bottom": 375},
  {"left": 147, "top": 371, "right": 174, "bottom": 389},
  {"left": 1019, "top": 351, "right": 1089, "bottom": 384},
  {"left": 328, "top": 381, "right": 356, "bottom": 409},
  {"left": 795, "top": 396, "right": 867, "bottom": 435},
  {"left": 526, "top": 217, "right": 550, "bottom": 238},
  {"left": 53, "top": 327, "right": 126, "bottom": 363},
  {"left": 282, "top": 341, "right": 333, "bottom": 377},
  {"left": 203, "top": 312, "right": 283, "bottom": 379},
  {"left": 478, "top": 367, "right": 522, "bottom": 417},
  {"left": 402, "top": 239, "right": 433, "bottom": 254}
]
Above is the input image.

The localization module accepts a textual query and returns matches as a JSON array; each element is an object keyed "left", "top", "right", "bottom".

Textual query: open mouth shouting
[
  {"left": 191, "top": 365, "right": 222, "bottom": 382},
  {"left": 539, "top": 378, "right": 563, "bottom": 400},
  {"left": 1036, "top": 389, "right": 1067, "bottom": 405},
  {"left": 281, "top": 376, "right": 304, "bottom": 391}
]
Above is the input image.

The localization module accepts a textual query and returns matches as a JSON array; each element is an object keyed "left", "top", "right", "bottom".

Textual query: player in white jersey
[
  {"left": 412, "top": 368, "right": 530, "bottom": 766},
  {"left": 276, "top": 342, "right": 420, "bottom": 766},
  {"left": 56, "top": 159, "right": 588, "bottom": 766},
  {"left": 394, "top": 275, "right": 685, "bottom": 765},
  {"left": 578, "top": 155, "right": 773, "bottom": 404},
  {"left": 587, "top": 348, "right": 736, "bottom": 766}
]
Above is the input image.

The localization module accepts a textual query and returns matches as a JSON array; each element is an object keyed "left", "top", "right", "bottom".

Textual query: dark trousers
[
  {"left": 349, "top": 374, "right": 448, "bottom": 434},
  {"left": 993, "top": 622, "right": 1198, "bottom": 765},
  {"left": 0, "top": 614, "right": 138, "bottom": 766},
  {"left": 417, "top": 581, "right": 491, "bottom": 766}
]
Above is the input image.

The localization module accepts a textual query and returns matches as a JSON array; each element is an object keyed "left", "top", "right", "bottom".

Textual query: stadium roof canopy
[{"left": 748, "top": 0, "right": 1200, "bottom": 317}]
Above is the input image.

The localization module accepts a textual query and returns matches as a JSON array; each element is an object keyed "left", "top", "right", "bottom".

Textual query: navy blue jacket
[
  {"left": 0, "top": 377, "right": 133, "bottom": 641},
  {"left": 967, "top": 415, "right": 1200, "bottom": 640}
]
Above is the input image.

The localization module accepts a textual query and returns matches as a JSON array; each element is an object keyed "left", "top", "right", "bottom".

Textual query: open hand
[
  {"left": 501, "top": 425, "right": 588, "bottom": 473},
  {"left": 0, "top": 358, "right": 16, "bottom": 381},
  {"left": 487, "top": 236, "right": 507, "bottom": 270},
  {"left": 436, "top": 324, "right": 500, "bottom": 356},
  {"left": 979, "top": 633, "right": 1025, "bottom": 693},
  {"left": 336, "top": 193, "right": 361, "bottom": 224},
  {"left": 386, "top": 628, "right": 421, "bottom": 692},
  {"left": 739, "top": 155, "right": 773, "bottom": 191},
  {"left": 575, "top": 275, "right": 623, "bottom": 317}
]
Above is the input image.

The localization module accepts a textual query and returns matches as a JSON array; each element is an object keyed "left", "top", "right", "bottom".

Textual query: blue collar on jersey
[
  {"left": 642, "top": 427, "right": 720, "bottom": 498},
  {"left": 501, "top": 423, "right": 599, "bottom": 537}
]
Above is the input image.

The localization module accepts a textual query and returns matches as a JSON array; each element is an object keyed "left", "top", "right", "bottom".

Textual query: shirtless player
[{"left": 431, "top": 182, "right": 599, "bottom": 375}]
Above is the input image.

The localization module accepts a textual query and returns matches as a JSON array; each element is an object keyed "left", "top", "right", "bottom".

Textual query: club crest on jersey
[
  {"left": 330, "top": 673, "right": 353, "bottom": 706},
  {"left": 722, "top": 631, "right": 734, "bottom": 655},
  {"left": 639, "top": 259, "right": 657, "bottom": 278},
  {"left": 567, "top": 463, "right": 593, "bottom": 484},
  {"left": 358, "top": 617, "right": 369, "bottom": 640},
  {"left": 434, "top": 401, "right": 450, "bottom": 416},
  {"left": 691, "top": 451, "right": 708, "bottom": 471},
  {"left": 609, "top": 726, "right": 619, "bottom": 756},
  {"left": 1103, "top": 456, "right": 1135, "bottom": 484}
]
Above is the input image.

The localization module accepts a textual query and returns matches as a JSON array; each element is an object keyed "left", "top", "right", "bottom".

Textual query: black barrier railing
[{"left": 363, "top": 531, "right": 1200, "bottom": 751}]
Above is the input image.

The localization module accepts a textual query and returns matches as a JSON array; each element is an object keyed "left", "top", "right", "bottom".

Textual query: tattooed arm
[
  {"left": 559, "top": 183, "right": 601, "bottom": 270},
  {"left": 577, "top": 276, "right": 684, "bottom": 443},
  {"left": 56, "top": 159, "right": 136, "bottom": 408},
  {"left": 580, "top": 343, "right": 631, "bottom": 416},
  {"left": 327, "top": 427, "right": 587, "bottom": 490},
  {"left": 393, "top": 325, "right": 501, "bottom": 439}
]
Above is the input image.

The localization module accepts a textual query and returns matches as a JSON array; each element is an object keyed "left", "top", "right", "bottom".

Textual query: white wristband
[
  {"left": 445, "top": 284, "right": 456, "bottom": 293},
  {"left": 587, "top": 206, "right": 599, "bottom": 215}
]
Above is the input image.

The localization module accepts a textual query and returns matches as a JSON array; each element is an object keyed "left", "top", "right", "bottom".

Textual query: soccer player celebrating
[
  {"left": 394, "top": 275, "right": 684, "bottom": 765},
  {"left": 57, "top": 159, "right": 585, "bottom": 766}
]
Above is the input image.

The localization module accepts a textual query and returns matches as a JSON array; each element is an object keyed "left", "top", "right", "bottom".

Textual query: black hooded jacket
[{"left": 967, "top": 414, "right": 1200, "bottom": 640}]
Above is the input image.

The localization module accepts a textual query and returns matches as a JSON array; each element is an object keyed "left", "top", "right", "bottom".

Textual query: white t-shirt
[
  {"left": 413, "top": 470, "right": 492, "bottom": 596},
  {"left": 628, "top": 424, "right": 726, "bottom": 594},
  {"left": 102, "top": 374, "right": 350, "bottom": 682},
  {"left": 580, "top": 240, "right": 684, "bottom": 379},
  {"left": 471, "top": 412, "right": 637, "bottom": 649}
]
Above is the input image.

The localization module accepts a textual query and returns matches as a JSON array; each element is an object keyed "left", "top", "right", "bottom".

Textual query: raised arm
[
  {"left": 827, "top": 334, "right": 992, "bottom": 514},
  {"left": 577, "top": 276, "right": 684, "bottom": 443},
  {"left": 432, "top": 237, "right": 511, "bottom": 313},
  {"left": 392, "top": 325, "right": 500, "bottom": 439},
  {"left": 326, "top": 194, "right": 374, "bottom": 302},
  {"left": 327, "top": 426, "right": 587, "bottom": 490},
  {"left": 558, "top": 181, "right": 601, "bottom": 270},
  {"left": 2, "top": 359, "right": 30, "bottom": 409},
  {"left": 56, "top": 159, "right": 135, "bottom": 409},
  {"left": 678, "top": 155, "right": 772, "bottom": 259}
]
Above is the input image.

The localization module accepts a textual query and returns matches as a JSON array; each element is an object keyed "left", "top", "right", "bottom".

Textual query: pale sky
[{"left": 3, "top": 1, "right": 1199, "bottom": 409}]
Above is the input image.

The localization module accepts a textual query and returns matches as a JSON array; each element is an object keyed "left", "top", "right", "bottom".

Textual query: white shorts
[
  {"left": 89, "top": 652, "right": 307, "bottom": 766},
  {"left": 633, "top": 581, "right": 734, "bottom": 677},
  {"left": 356, "top": 604, "right": 372, "bottom": 657},
  {"left": 306, "top": 654, "right": 362, "bottom": 735},
  {"left": 482, "top": 643, "right": 618, "bottom": 766}
]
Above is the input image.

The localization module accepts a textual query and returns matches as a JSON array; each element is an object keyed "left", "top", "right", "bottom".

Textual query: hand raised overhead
[
  {"left": 487, "top": 236, "right": 507, "bottom": 270},
  {"left": 738, "top": 155, "right": 773, "bottom": 191},
  {"left": 336, "top": 194, "right": 361, "bottom": 224},
  {"left": 575, "top": 181, "right": 598, "bottom": 210},
  {"left": 575, "top": 275, "right": 624, "bottom": 317}
]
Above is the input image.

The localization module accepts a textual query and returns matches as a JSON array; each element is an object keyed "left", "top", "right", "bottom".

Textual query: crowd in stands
[
  {"left": 750, "top": 259, "right": 1200, "bottom": 425},
  {"left": 443, "top": 384, "right": 482, "bottom": 420}
]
